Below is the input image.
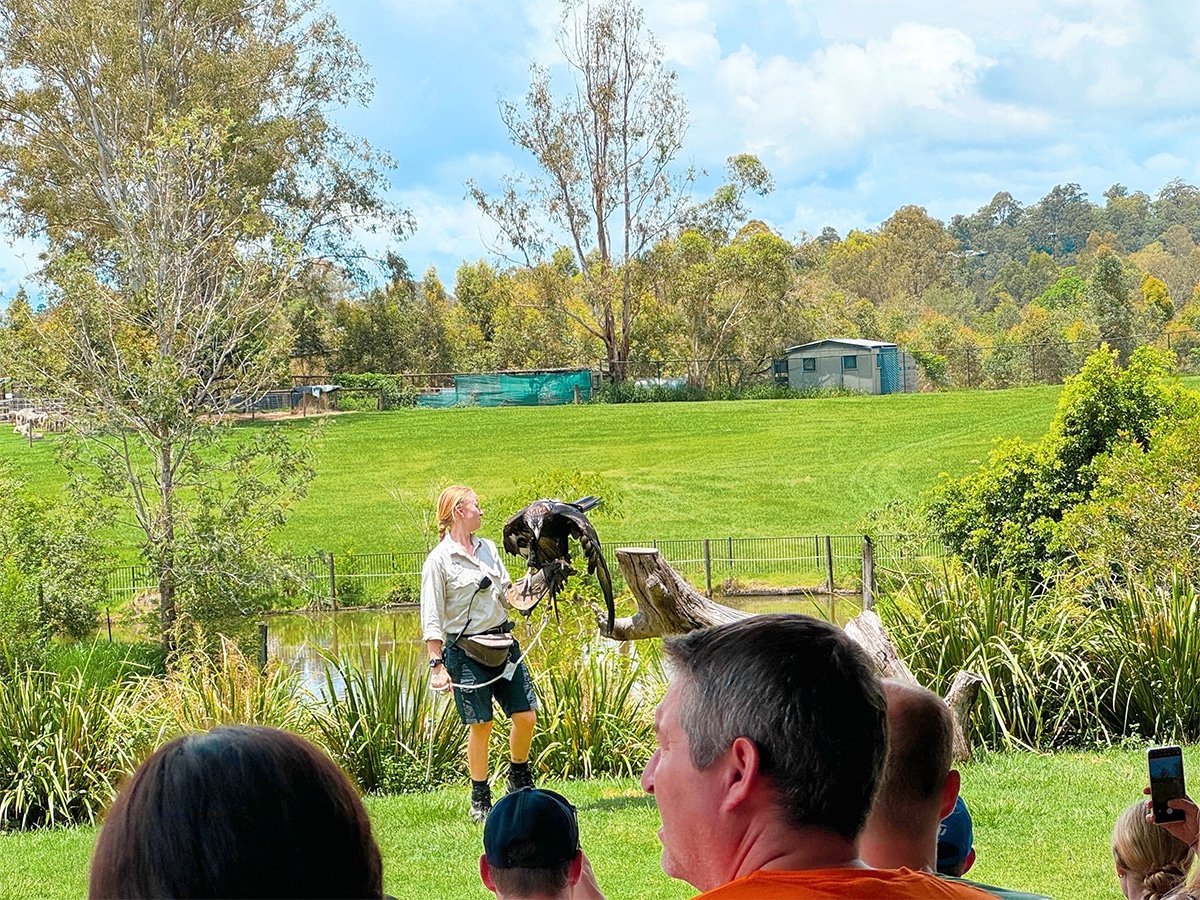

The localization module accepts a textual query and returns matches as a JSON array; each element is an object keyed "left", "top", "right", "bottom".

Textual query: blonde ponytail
[{"left": 436, "top": 485, "right": 475, "bottom": 540}]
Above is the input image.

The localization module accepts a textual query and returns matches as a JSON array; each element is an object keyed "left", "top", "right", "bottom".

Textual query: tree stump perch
[{"left": 605, "top": 547, "right": 982, "bottom": 760}]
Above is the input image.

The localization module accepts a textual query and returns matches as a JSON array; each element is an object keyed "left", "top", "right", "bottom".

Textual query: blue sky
[{"left": 4, "top": 0, "right": 1200, "bottom": 296}]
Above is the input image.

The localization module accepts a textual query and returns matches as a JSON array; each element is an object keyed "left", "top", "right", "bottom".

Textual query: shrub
[
  {"left": 0, "top": 560, "right": 46, "bottom": 672},
  {"left": 332, "top": 373, "right": 418, "bottom": 409},
  {"left": 880, "top": 566, "right": 1106, "bottom": 749},
  {"left": 0, "top": 474, "right": 104, "bottom": 651},
  {"left": 524, "top": 646, "right": 659, "bottom": 779},
  {"left": 314, "top": 642, "right": 465, "bottom": 793},
  {"left": 1056, "top": 415, "right": 1200, "bottom": 591},
  {"left": 1093, "top": 576, "right": 1200, "bottom": 742},
  {"left": 151, "top": 637, "right": 315, "bottom": 735},
  {"left": 589, "top": 380, "right": 858, "bottom": 404},
  {"left": 0, "top": 667, "right": 155, "bottom": 829},
  {"left": 930, "top": 344, "right": 1194, "bottom": 580}
]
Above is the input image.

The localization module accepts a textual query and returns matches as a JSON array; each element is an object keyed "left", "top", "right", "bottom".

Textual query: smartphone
[{"left": 1148, "top": 745, "right": 1187, "bottom": 824}]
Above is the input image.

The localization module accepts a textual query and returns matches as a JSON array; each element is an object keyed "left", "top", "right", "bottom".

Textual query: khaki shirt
[{"left": 420, "top": 534, "right": 513, "bottom": 643}]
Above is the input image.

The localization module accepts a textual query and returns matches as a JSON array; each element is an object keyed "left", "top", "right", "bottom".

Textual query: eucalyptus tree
[
  {"left": 0, "top": 0, "right": 408, "bottom": 647},
  {"left": 471, "top": 0, "right": 691, "bottom": 381}
]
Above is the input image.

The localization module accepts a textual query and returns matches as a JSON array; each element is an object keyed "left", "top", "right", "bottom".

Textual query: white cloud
[
  {"left": 519, "top": 0, "right": 563, "bottom": 63},
  {"left": 712, "top": 23, "right": 1044, "bottom": 167},
  {"left": 644, "top": 1, "right": 721, "bottom": 68},
  {"left": 393, "top": 188, "right": 506, "bottom": 277},
  {"left": 1030, "top": 0, "right": 1143, "bottom": 62}
]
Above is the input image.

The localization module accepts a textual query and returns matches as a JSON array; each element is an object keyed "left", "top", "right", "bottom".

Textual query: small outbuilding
[{"left": 780, "top": 339, "right": 918, "bottom": 394}]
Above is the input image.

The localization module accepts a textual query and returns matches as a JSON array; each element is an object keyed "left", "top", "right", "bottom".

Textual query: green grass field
[
  {"left": 0, "top": 746, "right": 1185, "bottom": 900},
  {"left": 0, "top": 386, "right": 1065, "bottom": 558}
]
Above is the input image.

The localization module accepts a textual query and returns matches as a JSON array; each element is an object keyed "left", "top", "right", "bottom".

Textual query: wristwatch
[{"left": 429, "top": 657, "right": 445, "bottom": 669}]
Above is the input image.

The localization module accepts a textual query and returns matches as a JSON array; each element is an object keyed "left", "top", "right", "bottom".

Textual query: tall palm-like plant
[
  {"left": 882, "top": 566, "right": 1106, "bottom": 749},
  {"left": 1096, "top": 575, "right": 1200, "bottom": 741}
]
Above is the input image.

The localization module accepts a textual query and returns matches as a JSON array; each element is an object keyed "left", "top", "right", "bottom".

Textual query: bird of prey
[{"left": 502, "top": 495, "right": 615, "bottom": 634}]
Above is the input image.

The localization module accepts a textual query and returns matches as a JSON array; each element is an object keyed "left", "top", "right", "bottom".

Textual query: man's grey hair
[{"left": 663, "top": 613, "right": 887, "bottom": 839}]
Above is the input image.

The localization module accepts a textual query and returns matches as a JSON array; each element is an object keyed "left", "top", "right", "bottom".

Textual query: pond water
[{"left": 266, "top": 592, "right": 860, "bottom": 693}]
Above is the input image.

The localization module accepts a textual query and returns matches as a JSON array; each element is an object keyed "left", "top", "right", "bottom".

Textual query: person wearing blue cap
[
  {"left": 480, "top": 787, "right": 604, "bottom": 900},
  {"left": 937, "top": 797, "right": 976, "bottom": 876}
]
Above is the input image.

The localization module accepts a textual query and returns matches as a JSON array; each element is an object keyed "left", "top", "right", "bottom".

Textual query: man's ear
[
  {"left": 480, "top": 855, "right": 498, "bottom": 894},
  {"left": 723, "top": 736, "right": 762, "bottom": 809},
  {"left": 940, "top": 768, "right": 961, "bottom": 820},
  {"left": 567, "top": 850, "right": 583, "bottom": 886}
]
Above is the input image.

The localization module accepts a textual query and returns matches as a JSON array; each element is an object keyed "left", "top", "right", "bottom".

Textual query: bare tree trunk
[
  {"left": 158, "top": 442, "right": 177, "bottom": 653},
  {"left": 606, "top": 548, "right": 982, "bottom": 759}
]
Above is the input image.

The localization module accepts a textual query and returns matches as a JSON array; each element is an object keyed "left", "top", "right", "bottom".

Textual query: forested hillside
[{"left": 286, "top": 178, "right": 1200, "bottom": 389}]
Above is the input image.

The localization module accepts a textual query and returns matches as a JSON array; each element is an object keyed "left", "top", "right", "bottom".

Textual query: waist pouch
[{"left": 458, "top": 633, "right": 514, "bottom": 668}]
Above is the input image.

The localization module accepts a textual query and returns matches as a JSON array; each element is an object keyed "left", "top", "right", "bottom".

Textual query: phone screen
[{"left": 1149, "top": 748, "right": 1186, "bottom": 823}]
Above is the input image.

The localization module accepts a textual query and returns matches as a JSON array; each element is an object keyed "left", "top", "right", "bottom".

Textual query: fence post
[
  {"left": 824, "top": 535, "right": 835, "bottom": 595},
  {"left": 258, "top": 622, "right": 268, "bottom": 671},
  {"left": 703, "top": 538, "right": 713, "bottom": 598},
  {"left": 861, "top": 536, "right": 875, "bottom": 611},
  {"left": 328, "top": 552, "right": 337, "bottom": 611},
  {"left": 105, "top": 607, "right": 113, "bottom": 642},
  {"left": 727, "top": 536, "right": 733, "bottom": 567}
]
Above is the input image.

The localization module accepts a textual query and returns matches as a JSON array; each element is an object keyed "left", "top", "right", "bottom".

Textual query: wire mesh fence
[{"left": 104, "top": 534, "right": 947, "bottom": 609}]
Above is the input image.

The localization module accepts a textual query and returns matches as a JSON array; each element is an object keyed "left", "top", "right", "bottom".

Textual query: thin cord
[{"left": 446, "top": 613, "right": 551, "bottom": 690}]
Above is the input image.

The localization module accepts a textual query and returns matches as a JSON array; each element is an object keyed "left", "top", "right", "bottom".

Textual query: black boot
[
  {"left": 506, "top": 760, "right": 534, "bottom": 794},
  {"left": 469, "top": 779, "right": 492, "bottom": 822}
]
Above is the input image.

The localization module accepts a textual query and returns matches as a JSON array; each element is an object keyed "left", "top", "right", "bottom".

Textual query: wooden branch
[
  {"left": 602, "top": 548, "right": 748, "bottom": 640},
  {"left": 844, "top": 609, "right": 918, "bottom": 685},
  {"left": 945, "top": 669, "right": 985, "bottom": 762},
  {"left": 607, "top": 548, "right": 982, "bottom": 758}
]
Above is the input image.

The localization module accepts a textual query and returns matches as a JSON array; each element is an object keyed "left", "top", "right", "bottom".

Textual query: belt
[{"left": 469, "top": 622, "right": 513, "bottom": 637}]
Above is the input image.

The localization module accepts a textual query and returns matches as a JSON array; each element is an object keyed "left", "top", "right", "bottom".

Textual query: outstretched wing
[
  {"left": 553, "top": 501, "right": 615, "bottom": 634},
  {"left": 502, "top": 504, "right": 532, "bottom": 557}
]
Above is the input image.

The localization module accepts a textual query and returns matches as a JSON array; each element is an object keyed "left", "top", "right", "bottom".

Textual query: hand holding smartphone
[{"left": 1148, "top": 745, "right": 1187, "bottom": 824}]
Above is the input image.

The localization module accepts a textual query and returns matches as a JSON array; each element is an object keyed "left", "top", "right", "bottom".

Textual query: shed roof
[{"left": 784, "top": 338, "right": 897, "bottom": 354}]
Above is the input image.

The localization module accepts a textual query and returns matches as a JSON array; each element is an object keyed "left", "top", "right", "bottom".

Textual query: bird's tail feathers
[{"left": 570, "top": 495, "right": 602, "bottom": 512}]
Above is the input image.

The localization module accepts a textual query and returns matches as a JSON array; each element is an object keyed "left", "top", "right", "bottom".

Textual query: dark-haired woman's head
[{"left": 89, "top": 725, "right": 383, "bottom": 899}]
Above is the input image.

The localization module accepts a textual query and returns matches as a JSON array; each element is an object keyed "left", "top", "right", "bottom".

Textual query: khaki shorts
[{"left": 444, "top": 639, "right": 539, "bottom": 724}]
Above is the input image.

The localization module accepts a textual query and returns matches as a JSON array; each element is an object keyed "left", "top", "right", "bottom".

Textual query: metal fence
[{"left": 104, "top": 534, "right": 946, "bottom": 609}]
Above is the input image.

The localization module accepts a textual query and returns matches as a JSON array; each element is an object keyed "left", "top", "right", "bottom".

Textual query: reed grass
[
  {"left": 314, "top": 640, "right": 467, "bottom": 793},
  {"left": 1096, "top": 576, "right": 1200, "bottom": 741},
  {"left": 0, "top": 668, "right": 150, "bottom": 829},
  {"left": 151, "top": 637, "right": 315, "bottom": 735},
  {"left": 881, "top": 566, "right": 1107, "bottom": 749}
]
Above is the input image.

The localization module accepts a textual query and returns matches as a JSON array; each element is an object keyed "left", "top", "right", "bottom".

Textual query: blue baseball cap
[
  {"left": 937, "top": 796, "right": 976, "bottom": 874},
  {"left": 484, "top": 788, "right": 580, "bottom": 869}
]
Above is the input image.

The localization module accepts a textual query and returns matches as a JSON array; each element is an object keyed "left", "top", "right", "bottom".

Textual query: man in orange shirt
[{"left": 641, "top": 614, "right": 992, "bottom": 899}]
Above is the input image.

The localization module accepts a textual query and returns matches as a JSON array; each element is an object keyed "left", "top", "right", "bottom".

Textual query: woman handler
[{"left": 421, "top": 485, "right": 538, "bottom": 822}]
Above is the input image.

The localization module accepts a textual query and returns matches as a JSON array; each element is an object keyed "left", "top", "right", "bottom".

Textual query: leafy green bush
[
  {"left": 332, "top": 373, "right": 419, "bottom": 409},
  {"left": 589, "top": 380, "right": 858, "bottom": 403},
  {"left": 1056, "top": 415, "right": 1200, "bottom": 591},
  {"left": 0, "top": 474, "right": 104, "bottom": 653},
  {"left": 930, "top": 345, "right": 1194, "bottom": 580},
  {"left": 0, "top": 560, "right": 46, "bottom": 672}
]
